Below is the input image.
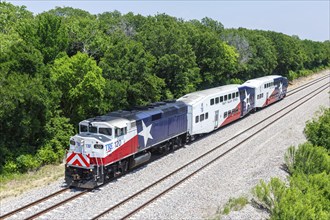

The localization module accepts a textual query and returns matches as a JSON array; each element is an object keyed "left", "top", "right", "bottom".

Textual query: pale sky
[{"left": 5, "top": 0, "right": 330, "bottom": 42}]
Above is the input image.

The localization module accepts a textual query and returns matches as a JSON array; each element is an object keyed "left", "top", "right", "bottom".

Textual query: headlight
[
  {"left": 70, "top": 140, "right": 75, "bottom": 145},
  {"left": 94, "top": 144, "right": 104, "bottom": 149}
]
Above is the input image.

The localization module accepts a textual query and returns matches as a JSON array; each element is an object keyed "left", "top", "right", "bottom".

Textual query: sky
[{"left": 5, "top": 0, "right": 330, "bottom": 42}]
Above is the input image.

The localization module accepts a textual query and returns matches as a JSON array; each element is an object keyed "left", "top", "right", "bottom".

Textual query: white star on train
[
  {"left": 139, "top": 120, "right": 153, "bottom": 146},
  {"left": 244, "top": 90, "right": 251, "bottom": 109},
  {"left": 278, "top": 82, "right": 283, "bottom": 94}
]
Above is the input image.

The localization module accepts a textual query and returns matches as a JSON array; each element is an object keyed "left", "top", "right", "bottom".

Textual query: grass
[
  {"left": 209, "top": 196, "right": 249, "bottom": 220},
  {"left": 0, "top": 164, "right": 64, "bottom": 201},
  {"left": 222, "top": 196, "right": 249, "bottom": 214}
]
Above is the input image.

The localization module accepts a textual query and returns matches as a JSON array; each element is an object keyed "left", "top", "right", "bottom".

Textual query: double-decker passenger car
[{"left": 242, "top": 75, "right": 288, "bottom": 108}]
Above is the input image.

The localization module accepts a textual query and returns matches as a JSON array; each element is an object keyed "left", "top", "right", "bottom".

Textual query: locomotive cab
[{"left": 65, "top": 117, "right": 131, "bottom": 188}]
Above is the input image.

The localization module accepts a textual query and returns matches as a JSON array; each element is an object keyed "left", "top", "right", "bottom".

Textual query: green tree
[
  {"left": 100, "top": 38, "right": 165, "bottom": 107},
  {"left": 34, "top": 12, "right": 68, "bottom": 64},
  {"left": 136, "top": 14, "right": 201, "bottom": 97},
  {"left": 50, "top": 52, "right": 106, "bottom": 125},
  {"left": 186, "top": 23, "right": 238, "bottom": 88}
]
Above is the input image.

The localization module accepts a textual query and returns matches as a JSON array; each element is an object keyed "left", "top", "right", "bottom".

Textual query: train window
[
  {"left": 200, "top": 114, "right": 204, "bottom": 121},
  {"left": 236, "top": 92, "right": 239, "bottom": 97},
  {"left": 80, "top": 125, "right": 88, "bottom": 133},
  {"left": 220, "top": 96, "right": 223, "bottom": 102},
  {"left": 215, "top": 97, "right": 219, "bottom": 104},
  {"left": 99, "top": 127, "right": 112, "bottom": 136},
  {"left": 224, "top": 112, "right": 227, "bottom": 118},
  {"left": 115, "top": 128, "right": 121, "bottom": 137},
  {"left": 228, "top": 94, "right": 232, "bottom": 99},
  {"left": 195, "top": 116, "right": 199, "bottom": 123},
  {"left": 210, "top": 99, "right": 214, "bottom": 105},
  {"left": 224, "top": 95, "right": 228, "bottom": 101},
  {"left": 120, "top": 127, "right": 127, "bottom": 135},
  {"left": 228, "top": 110, "right": 232, "bottom": 116},
  {"left": 205, "top": 112, "right": 208, "bottom": 119},
  {"left": 131, "top": 121, "right": 136, "bottom": 128},
  {"left": 232, "top": 93, "right": 235, "bottom": 98}
]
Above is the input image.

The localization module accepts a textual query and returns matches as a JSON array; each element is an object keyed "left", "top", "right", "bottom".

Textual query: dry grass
[{"left": 0, "top": 164, "right": 64, "bottom": 200}]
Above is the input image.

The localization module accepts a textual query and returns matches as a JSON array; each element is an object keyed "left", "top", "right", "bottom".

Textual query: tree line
[{"left": 0, "top": 2, "right": 329, "bottom": 175}]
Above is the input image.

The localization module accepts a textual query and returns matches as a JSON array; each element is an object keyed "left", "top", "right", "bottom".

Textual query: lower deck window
[{"left": 200, "top": 114, "right": 204, "bottom": 121}]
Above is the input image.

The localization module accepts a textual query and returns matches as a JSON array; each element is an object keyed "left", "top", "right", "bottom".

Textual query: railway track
[
  {"left": 91, "top": 79, "right": 329, "bottom": 219},
  {"left": 287, "top": 74, "right": 329, "bottom": 95},
  {"left": 1, "top": 74, "right": 328, "bottom": 220},
  {"left": 0, "top": 188, "right": 88, "bottom": 220}
]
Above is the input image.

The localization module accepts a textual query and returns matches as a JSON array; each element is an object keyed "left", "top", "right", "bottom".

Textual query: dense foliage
[
  {"left": 253, "top": 109, "right": 330, "bottom": 219},
  {"left": 0, "top": 2, "right": 329, "bottom": 175}
]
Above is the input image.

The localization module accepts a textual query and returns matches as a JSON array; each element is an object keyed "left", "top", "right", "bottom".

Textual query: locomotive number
[
  {"left": 105, "top": 140, "right": 122, "bottom": 152},
  {"left": 115, "top": 140, "right": 122, "bottom": 148}
]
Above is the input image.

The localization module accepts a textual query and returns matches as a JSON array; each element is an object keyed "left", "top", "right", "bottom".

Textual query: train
[{"left": 65, "top": 75, "right": 288, "bottom": 188}]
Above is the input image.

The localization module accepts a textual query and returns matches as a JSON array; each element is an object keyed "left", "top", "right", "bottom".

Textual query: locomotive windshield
[
  {"left": 80, "top": 124, "right": 88, "bottom": 132},
  {"left": 79, "top": 124, "right": 113, "bottom": 137}
]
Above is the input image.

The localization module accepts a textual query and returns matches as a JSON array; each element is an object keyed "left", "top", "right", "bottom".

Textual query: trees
[
  {"left": 50, "top": 52, "right": 106, "bottom": 125},
  {"left": 99, "top": 37, "right": 165, "bottom": 107},
  {"left": 34, "top": 12, "right": 68, "bottom": 64},
  {"left": 136, "top": 14, "right": 201, "bottom": 98}
]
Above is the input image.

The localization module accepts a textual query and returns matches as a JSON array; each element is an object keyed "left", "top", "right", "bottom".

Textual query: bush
[
  {"left": 252, "top": 178, "right": 286, "bottom": 214},
  {"left": 284, "top": 143, "right": 330, "bottom": 175},
  {"left": 16, "top": 154, "right": 40, "bottom": 172},
  {"left": 288, "top": 70, "right": 298, "bottom": 81},
  {"left": 2, "top": 160, "right": 18, "bottom": 174},
  {"left": 304, "top": 108, "right": 330, "bottom": 150},
  {"left": 36, "top": 144, "right": 58, "bottom": 165},
  {"left": 274, "top": 173, "right": 330, "bottom": 220}
]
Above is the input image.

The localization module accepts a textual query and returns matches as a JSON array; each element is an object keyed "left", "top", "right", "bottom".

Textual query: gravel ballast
[{"left": 0, "top": 71, "right": 329, "bottom": 219}]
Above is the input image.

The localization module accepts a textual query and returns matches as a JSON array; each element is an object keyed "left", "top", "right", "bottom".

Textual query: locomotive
[{"left": 65, "top": 75, "right": 288, "bottom": 188}]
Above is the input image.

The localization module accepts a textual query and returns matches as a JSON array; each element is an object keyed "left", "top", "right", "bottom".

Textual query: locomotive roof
[
  {"left": 243, "top": 75, "right": 283, "bottom": 87},
  {"left": 82, "top": 101, "right": 187, "bottom": 126},
  {"left": 177, "top": 84, "right": 239, "bottom": 105}
]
